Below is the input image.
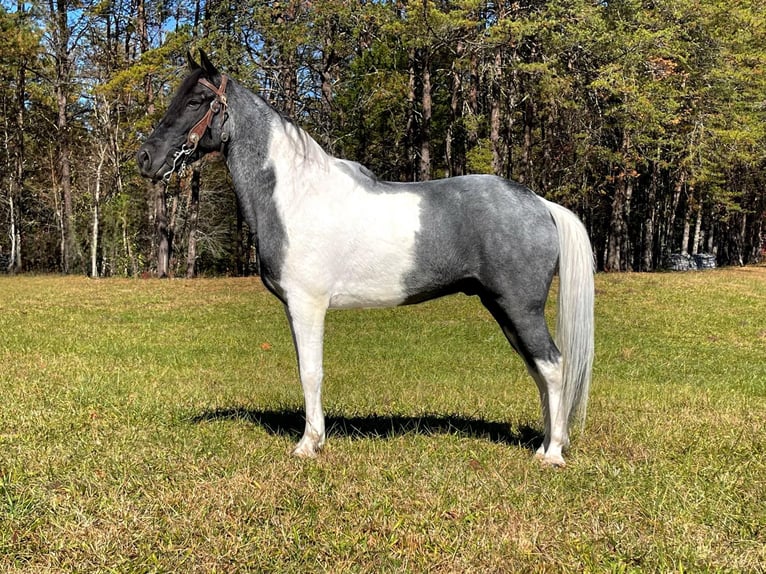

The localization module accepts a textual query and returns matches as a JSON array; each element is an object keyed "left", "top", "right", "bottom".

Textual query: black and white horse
[{"left": 137, "top": 51, "right": 594, "bottom": 466}]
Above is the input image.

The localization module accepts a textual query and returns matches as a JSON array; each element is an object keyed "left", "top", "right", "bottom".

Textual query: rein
[{"left": 162, "top": 74, "right": 229, "bottom": 183}]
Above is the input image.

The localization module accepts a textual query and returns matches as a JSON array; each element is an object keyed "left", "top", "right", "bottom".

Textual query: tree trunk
[
  {"left": 737, "top": 212, "right": 747, "bottom": 266},
  {"left": 490, "top": 50, "right": 503, "bottom": 176},
  {"left": 154, "top": 185, "right": 170, "bottom": 278},
  {"left": 186, "top": 166, "right": 201, "bottom": 278},
  {"left": 467, "top": 49, "right": 479, "bottom": 152},
  {"left": 681, "top": 186, "right": 694, "bottom": 255},
  {"left": 4, "top": 116, "right": 18, "bottom": 273},
  {"left": 606, "top": 132, "right": 634, "bottom": 271},
  {"left": 58, "top": 90, "right": 75, "bottom": 273},
  {"left": 138, "top": 0, "right": 166, "bottom": 277},
  {"left": 121, "top": 210, "right": 137, "bottom": 277},
  {"left": 406, "top": 47, "right": 417, "bottom": 180},
  {"left": 641, "top": 159, "right": 659, "bottom": 271},
  {"left": 168, "top": 191, "right": 180, "bottom": 274},
  {"left": 520, "top": 97, "right": 535, "bottom": 185},
  {"left": 48, "top": 147, "right": 65, "bottom": 272},
  {"left": 8, "top": 194, "right": 18, "bottom": 273},
  {"left": 751, "top": 214, "right": 763, "bottom": 264},
  {"left": 446, "top": 41, "right": 463, "bottom": 177},
  {"left": 662, "top": 170, "right": 685, "bottom": 259},
  {"left": 8, "top": 40, "right": 25, "bottom": 273},
  {"left": 236, "top": 197, "right": 248, "bottom": 275},
  {"left": 418, "top": 50, "right": 432, "bottom": 182},
  {"left": 706, "top": 216, "right": 716, "bottom": 255},
  {"left": 273, "top": 3, "right": 299, "bottom": 118},
  {"left": 691, "top": 201, "right": 703, "bottom": 255},
  {"left": 319, "top": 21, "right": 338, "bottom": 153},
  {"left": 137, "top": 0, "right": 152, "bottom": 104},
  {"left": 91, "top": 145, "right": 107, "bottom": 277},
  {"left": 504, "top": 66, "right": 518, "bottom": 180},
  {"left": 51, "top": 0, "right": 76, "bottom": 273},
  {"left": 606, "top": 177, "right": 629, "bottom": 271}
]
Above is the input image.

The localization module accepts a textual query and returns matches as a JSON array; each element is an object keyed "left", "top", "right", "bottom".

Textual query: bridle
[{"left": 162, "top": 75, "right": 229, "bottom": 183}]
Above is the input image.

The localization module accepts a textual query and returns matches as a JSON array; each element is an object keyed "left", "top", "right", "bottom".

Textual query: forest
[{"left": 0, "top": 0, "right": 764, "bottom": 277}]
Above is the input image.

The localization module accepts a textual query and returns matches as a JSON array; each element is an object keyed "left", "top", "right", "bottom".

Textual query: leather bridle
[
  {"left": 162, "top": 75, "right": 229, "bottom": 183},
  {"left": 187, "top": 75, "right": 229, "bottom": 149}
]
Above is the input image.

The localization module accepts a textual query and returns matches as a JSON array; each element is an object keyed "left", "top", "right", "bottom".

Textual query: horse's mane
[
  {"left": 241, "top": 80, "right": 380, "bottom": 181},
  {"left": 278, "top": 114, "right": 384, "bottom": 186},
  {"left": 273, "top": 109, "right": 331, "bottom": 171}
]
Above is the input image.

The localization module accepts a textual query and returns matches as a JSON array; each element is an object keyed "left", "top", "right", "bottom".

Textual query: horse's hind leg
[{"left": 481, "top": 295, "right": 568, "bottom": 467}]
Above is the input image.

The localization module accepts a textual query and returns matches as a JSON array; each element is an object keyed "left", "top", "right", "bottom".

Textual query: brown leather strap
[
  {"left": 185, "top": 75, "right": 228, "bottom": 150},
  {"left": 199, "top": 75, "right": 227, "bottom": 102}
]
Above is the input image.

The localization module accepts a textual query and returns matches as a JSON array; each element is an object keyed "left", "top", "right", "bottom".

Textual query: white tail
[{"left": 541, "top": 198, "right": 595, "bottom": 430}]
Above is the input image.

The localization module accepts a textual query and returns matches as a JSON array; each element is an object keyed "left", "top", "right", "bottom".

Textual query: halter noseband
[{"left": 163, "top": 74, "right": 229, "bottom": 183}]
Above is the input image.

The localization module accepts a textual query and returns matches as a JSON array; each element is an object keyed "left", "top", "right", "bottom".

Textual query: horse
[{"left": 137, "top": 50, "right": 595, "bottom": 467}]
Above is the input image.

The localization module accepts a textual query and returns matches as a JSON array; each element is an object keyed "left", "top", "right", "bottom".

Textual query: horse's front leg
[{"left": 284, "top": 297, "right": 328, "bottom": 458}]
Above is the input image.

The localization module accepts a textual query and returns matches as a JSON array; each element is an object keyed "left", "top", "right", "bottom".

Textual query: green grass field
[{"left": 1, "top": 269, "right": 764, "bottom": 572}]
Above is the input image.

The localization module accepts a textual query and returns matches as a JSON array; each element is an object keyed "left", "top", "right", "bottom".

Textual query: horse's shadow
[{"left": 190, "top": 407, "right": 543, "bottom": 451}]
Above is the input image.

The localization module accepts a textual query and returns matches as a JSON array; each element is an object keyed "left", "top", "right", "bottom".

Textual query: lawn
[{"left": 0, "top": 269, "right": 764, "bottom": 572}]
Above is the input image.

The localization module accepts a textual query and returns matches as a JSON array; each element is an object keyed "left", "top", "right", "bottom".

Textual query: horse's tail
[{"left": 540, "top": 198, "right": 595, "bottom": 430}]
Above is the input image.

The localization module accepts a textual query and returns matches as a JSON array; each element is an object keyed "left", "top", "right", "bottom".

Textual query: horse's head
[{"left": 137, "top": 50, "right": 229, "bottom": 182}]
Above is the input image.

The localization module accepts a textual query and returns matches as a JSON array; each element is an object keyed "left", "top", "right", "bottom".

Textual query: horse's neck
[
  {"left": 225, "top": 82, "right": 330, "bottom": 221},
  {"left": 223, "top": 82, "right": 336, "bottom": 281}
]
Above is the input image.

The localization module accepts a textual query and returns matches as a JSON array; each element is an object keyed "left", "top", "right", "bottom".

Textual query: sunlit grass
[{"left": 0, "top": 269, "right": 764, "bottom": 572}]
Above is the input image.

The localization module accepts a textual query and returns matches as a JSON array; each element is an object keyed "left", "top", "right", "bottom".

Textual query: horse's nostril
[{"left": 138, "top": 148, "right": 152, "bottom": 172}]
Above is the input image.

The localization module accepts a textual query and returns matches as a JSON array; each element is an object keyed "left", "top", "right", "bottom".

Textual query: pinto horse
[{"left": 137, "top": 51, "right": 594, "bottom": 466}]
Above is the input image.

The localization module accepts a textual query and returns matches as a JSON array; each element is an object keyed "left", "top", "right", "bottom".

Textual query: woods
[{"left": 1, "top": 0, "right": 764, "bottom": 276}]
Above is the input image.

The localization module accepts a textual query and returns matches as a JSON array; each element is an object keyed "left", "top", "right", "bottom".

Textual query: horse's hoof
[
  {"left": 539, "top": 454, "right": 566, "bottom": 468},
  {"left": 291, "top": 446, "right": 318, "bottom": 458},
  {"left": 291, "top": 439, "right": 323, "bottom": 458}
]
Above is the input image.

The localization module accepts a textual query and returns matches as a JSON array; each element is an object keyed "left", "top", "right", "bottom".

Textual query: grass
[{"left": 0, "top": 269, "right": 764, "bottom": 572}]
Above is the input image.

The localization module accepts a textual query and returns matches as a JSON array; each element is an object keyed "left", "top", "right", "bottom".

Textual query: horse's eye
[{"left": 187, "top": 99, "right": 203, "bottom": 109}]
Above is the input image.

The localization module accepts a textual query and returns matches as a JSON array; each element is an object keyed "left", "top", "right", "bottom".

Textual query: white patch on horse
[{"left": 269, "top": 120, "right": 422, "bottom": 309}]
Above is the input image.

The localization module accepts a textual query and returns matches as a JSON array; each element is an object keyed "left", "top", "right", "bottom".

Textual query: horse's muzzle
[{"left": 137, "top": 144, "right": 174, "bottom": 181}]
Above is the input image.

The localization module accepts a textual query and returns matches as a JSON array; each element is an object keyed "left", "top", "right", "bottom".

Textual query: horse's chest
[{"left": 278, "top": 190, "right": 423, "bottom": 308}]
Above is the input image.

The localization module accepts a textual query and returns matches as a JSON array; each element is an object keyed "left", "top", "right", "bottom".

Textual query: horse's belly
[
  {"left": 328, "top": 290, "right": 406, "bottom": 309},
  {"left": 327, "top": 260, "right": 413, "bottom": 309}
]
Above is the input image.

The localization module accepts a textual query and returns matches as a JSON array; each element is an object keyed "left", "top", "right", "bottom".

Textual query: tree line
[{"left": 1, "top": 0, "right": 764, "bottom": 277}]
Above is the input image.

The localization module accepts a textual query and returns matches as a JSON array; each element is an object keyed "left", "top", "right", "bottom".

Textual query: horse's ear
[
  {"left": 198, "top": 49, "right": 220, "bottom": 80},
  {"left": 187, "top": 50, "right": 201, "bottom": 71}
]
